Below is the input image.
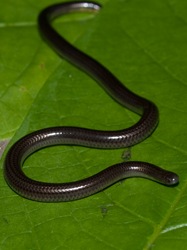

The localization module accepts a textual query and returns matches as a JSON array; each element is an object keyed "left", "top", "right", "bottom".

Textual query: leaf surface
[{"left": 1, "top": 0, "right": 187, "bottom": 249}]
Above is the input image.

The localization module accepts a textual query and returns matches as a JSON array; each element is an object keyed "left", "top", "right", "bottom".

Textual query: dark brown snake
[{"left": 4, "top": 1, "right": 179, "bottom": 202}]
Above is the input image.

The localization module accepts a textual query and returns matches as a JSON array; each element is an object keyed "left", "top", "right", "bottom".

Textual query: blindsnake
[{"left": 4, "top": 1, "right": 179, "bottom": 202}]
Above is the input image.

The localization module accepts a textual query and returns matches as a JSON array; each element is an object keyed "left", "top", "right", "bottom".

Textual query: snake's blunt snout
[{"left": 166, "top": 172, "right": 179, "bottom": 186}]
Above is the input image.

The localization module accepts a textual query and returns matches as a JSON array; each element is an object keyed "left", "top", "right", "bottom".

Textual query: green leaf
[{"left": 1, "top": 0, "right": 187, "bottom": 249}]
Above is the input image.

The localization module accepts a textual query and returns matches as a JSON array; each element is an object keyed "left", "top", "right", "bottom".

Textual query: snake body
[{"left": 4, "top": 1, "right": 179, "bottom": 202}]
